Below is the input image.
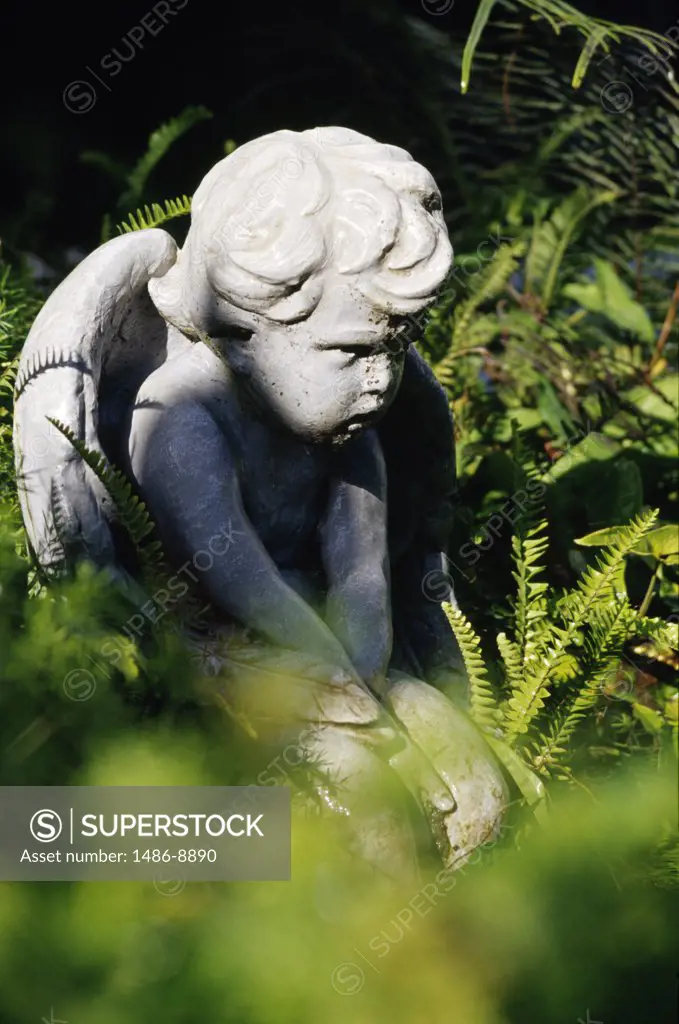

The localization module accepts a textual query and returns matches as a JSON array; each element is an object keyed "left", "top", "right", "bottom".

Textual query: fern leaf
[
  {"left": 525, "top": 186, "right": 620, "bottom": 310},
  {"left": 532, "top": 599, "right": 635, "bottom": 770},
  {"left": 511, "top": 518, "right": 550, "bottom": 669},
  {"left": 443, "top": 602, "right": 499, "bottom": 732},
  {"left": 497, "top": 631, "right": 523, "bottom": 692},
  {"left": 117, "top": 195, "right": 192, "bottom": 234},
  {"left": 461, "top": 0, "right": 497, "bottom": 94},
  {"left": 118, "top": 106, "right": 212, "bottom": 212},
  {"left": 432, "top": 242, "right": 525, "bottom": 387},
  {"left": 504, "top": 508, "right": 659, "bottom": 745},
  {"left": 461, "top": 0, "right": 676, "bottom": 93},
  {"left": 47, "top": 418, "right": 165, "bottom": 585}
]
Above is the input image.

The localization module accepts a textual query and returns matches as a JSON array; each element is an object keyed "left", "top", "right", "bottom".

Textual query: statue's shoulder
[
  {"left": 128, "top": 339, "right": 244, "bottom": 468},
  {"left": 133, "top": 338, "right": 232, "bottom": 405}
]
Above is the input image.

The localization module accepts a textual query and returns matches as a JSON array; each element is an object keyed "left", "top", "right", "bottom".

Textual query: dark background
[{"left": 1, "top": 0, "right": 677, "bottom": 258}]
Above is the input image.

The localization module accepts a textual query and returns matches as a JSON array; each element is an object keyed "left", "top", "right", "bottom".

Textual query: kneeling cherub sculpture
[{"left": 14, "top": 126, "right": 507, "bottom": 880}]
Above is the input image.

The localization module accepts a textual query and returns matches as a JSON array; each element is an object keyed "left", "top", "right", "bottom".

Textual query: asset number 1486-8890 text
[{"left": 133, "top": 849, "right": 217, "bottom": 863}]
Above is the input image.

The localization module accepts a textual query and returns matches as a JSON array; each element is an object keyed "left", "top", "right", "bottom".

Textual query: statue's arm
[
  {"left": 128, "top": 399, "right": 366, "bottom": 681},
  {"left": 320, "top": 430, "right": 392, "bottom": 693}
]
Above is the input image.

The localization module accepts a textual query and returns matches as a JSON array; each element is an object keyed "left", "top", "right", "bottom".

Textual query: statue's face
[{"left": 200, "top": 273, "right": 418, "bottom": 443}]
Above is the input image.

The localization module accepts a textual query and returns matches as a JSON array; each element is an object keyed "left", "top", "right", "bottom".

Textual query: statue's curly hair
[{"left": 162, "top": 127, "right": 452, "bottom": 323}]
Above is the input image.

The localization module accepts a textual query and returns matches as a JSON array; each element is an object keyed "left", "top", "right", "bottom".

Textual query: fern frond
[
  {"left": 450, "top": 241, "right": 526, "bottom": 348},
  {"left": 525, "top": 186, "right": 620, "bottom": 309},
  {"left": 532, "top": 599, "right": 635, "bottom": 771},
  {"left": 0, "top": 355, "right": 20, "bottom": 397},
  {"left": 561, "top": 511, "right": 659, "bottom": 627},
  {"left": 504, "top": 508, "right": 659, "bottom": 745},
  {"left": 118, "top": 106, "right": 212, "bottom": 212},
  {"left": 432, "top": 242, "right": 525, "bottom": 387},
  {"left": 46, "top": 418, "right": 165, "bottom": 585},
  {"left": 511, "top": 518, "right": 550, "bottom": 668},
  {"left": 443, "top": 602, "right": 499, "bottom": 732},
  {"left": 461, "top": 0, "right": 676, "bottom": 94},
  {"left": 117, "top": 195, "right": 192, "bottom": 234},
  {"left": 497, "top": 631, "right": 523, "bottom": 692}
]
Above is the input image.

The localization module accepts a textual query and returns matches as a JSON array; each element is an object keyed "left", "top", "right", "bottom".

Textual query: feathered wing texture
[
  {"left": 377, "top": 345, "right": 464, "bottom": 682},
  {"left": 13, "top": 230, "right": 178, "bottom": 574}
]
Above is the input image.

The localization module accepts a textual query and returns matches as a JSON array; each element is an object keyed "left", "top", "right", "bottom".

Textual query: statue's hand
[{"left": 350, "top": 657, "right": 389, "bottom": 700}]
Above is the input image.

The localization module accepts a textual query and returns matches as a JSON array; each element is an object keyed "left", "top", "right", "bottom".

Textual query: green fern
[
  {"left": 440, "top": 494, "right": 672, "bottom": 805},
  {"left": 443, "top": 601, "right": 500, "bottom": 732},
  {"left": 83, "top": 106, "right": 211, "bottom": 241},
  {"left": 118, "top": 106, "right": 212, "bottom": 214},
  {"left": 524, "top": 186, "right": 620, "bottom": 310},
  {"left": 46, "top": 418, "right": 165, "bottom": 585},
  {"left": 532, "top": 600, "right": 635, "bottom": 773},
  {"left": 117, "top": 195, "right": 192, "bottom": 234},
  {"left": 0, "top": 265, "right": 43, "bottom": 525},
  {"left": 452, "top": 240, "right": 526, "bottom": 347},
  {"left": 504, "top": 508, "right": 659, "bottom": 745},
  {"left": 461, "top": 0, "right": 676, "bottom": 94},
  {"left": 510, "top": 519, "right": 550, "bottom": 670},
  {"left": 432, "top": 240, "right": 525, "bottom": 389}
]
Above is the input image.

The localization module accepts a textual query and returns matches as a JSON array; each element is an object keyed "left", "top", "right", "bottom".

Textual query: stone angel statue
[{"left": 14, "top": 127, "right": 507, "bottom": 879}]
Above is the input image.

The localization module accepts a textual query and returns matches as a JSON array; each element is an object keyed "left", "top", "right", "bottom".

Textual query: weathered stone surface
[{"left": 14, "top": 126, "right": 507, "bottom": 875}]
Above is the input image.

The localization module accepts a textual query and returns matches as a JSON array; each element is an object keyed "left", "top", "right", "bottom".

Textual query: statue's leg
[
  {"left": 385, "top": 675, "right": 509, "bottom": 869},
  {"left": 296, "top": 721, "right": 424, "bottom": 884},
  {"left": 190, "top": 628, "right": 423, "bottom": 883},
  {"left": 190, "top": 629, "right": 507, "bottom": 875}
]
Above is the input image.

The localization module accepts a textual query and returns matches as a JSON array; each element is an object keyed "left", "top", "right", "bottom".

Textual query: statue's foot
[
  {"left": 298, "top": 722, "right": 423, "bottom": 885},
  {"left": 386, "top": 678, "right": 508, "bottom": 869}
]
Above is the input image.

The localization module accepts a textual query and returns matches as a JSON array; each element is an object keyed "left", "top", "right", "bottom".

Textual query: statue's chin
[
  {"left": 277, "top": 415, "right": 377, "bottom": 447},
  {"left": 261, "top": 392, "right": 392, "bottom": 445},
  {"left": 313, "top": 408, "right": 387, "bottom": 445}
]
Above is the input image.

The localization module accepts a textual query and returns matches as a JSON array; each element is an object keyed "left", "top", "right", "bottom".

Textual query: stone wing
[{"left": 13, "top": 229, "right": 177, "bottom": 575}]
